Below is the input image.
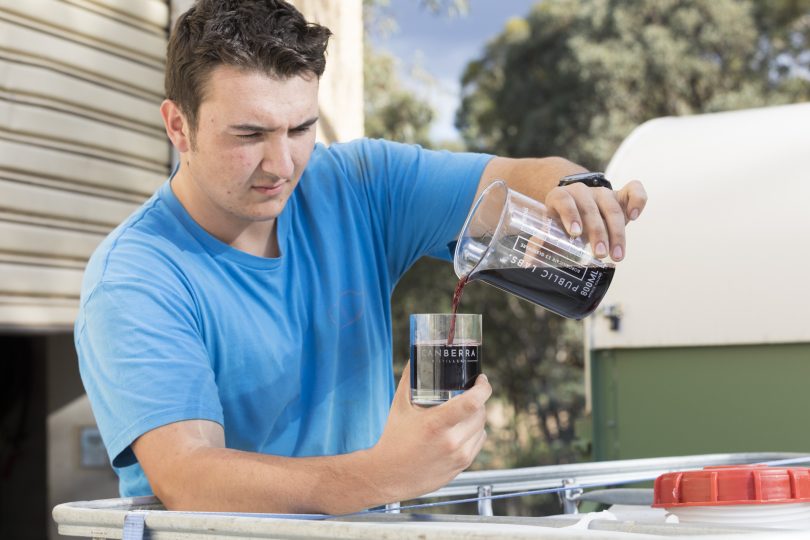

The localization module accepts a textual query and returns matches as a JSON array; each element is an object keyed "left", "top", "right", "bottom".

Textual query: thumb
[{"left": 392, "top": 362, "right": 412, "bottom": 408}]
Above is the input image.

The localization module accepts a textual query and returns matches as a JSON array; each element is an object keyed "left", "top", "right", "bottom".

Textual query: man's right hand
[{"left": 365, "top": 363, "right": 492, "bottom": 504}]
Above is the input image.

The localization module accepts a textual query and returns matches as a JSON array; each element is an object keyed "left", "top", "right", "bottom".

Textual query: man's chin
[{"left": 244, "top": 200, "right": 289, "bottom": 222}]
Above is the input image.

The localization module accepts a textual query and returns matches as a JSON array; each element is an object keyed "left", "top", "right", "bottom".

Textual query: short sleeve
[
  {"left": 327, "top": 139, "right": 493, "bottom": 280},
  {"left": 75, "top": 278, "right": 223, "bottom": 468}
]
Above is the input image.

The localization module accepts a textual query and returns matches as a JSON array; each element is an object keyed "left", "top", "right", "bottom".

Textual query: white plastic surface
[
  {"left": 592, "top": 102, "right": 810, "bottom": 349},
  {"left": 666, "top": 502, "right": 810, "bottom": 530}
]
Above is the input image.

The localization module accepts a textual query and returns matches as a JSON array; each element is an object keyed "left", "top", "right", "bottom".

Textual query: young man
[{"left": 76, "top": 0, "right": 646, "bottom": 514}]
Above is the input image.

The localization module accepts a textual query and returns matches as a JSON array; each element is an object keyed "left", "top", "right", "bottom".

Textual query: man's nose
[{"left": 261, "top": 136, "right": 294, "bottom": 180}]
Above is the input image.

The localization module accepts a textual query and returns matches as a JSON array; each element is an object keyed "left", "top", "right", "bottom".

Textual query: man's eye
[
  {"left": 236, "top": 133, "right": 260, "bottom": 139},
  {"left": 291, "top": 126, "right": 311, "bottom": 135}
]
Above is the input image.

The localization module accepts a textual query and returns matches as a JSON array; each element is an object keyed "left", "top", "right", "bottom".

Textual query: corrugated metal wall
[
  {"left": 0, "top": 0, "right": 171, "bottom": 331},
  {"left": 1, "top": 0, "right": 363, "bottom": 333}
]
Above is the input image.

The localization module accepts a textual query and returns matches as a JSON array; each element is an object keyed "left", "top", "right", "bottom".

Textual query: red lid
[{"left": 653, "top": 465, "right": 810, "bottom": 507}]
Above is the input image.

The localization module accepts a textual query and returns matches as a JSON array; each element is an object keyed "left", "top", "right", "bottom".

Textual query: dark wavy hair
[{"left": 166, "top": 0, "right": 332, "bottom": 134}]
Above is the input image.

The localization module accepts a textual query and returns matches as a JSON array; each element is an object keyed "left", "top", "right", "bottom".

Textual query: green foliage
[
  {"left": 364, "top": 44, "right": 435, "bottom": 146},
  {"left": 418, "top": 0, "right": 469, "bottom": 17},
  {"left": 363, "top": 0, "right": 463, "bottom": 145},
  {"left": 456, "top": 0, "right": 810, "bottom": 170},
  {"left": 364, "top": 0, "right": 470, "bottom": 35}
]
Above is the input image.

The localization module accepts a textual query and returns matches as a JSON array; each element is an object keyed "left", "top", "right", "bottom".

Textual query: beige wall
[
  {"left": 294, "top": 0, "right": 364, "bottom": 143},
  {"left": 0, "top": 0, "right": 170, "bottom": 331}
]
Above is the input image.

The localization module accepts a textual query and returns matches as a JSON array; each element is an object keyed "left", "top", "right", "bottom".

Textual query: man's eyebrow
[
  {"left": 293, "top": 116, "right": 319, "bottom": 130},
  {"left": 229, "top": 116, "right": 319, "bottom": 132}
]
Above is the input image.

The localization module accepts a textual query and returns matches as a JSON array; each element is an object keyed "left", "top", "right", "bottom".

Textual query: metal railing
[
  {"left": 52, "top": 453, "right": 810, "bottom": 539},
  {"left": 415, "top": 452, "right": 810, "bottom": 515}
]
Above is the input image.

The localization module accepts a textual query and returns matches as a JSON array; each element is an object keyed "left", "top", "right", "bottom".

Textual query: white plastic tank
[{"left": 591, "top": 102, "right": 810, "bottom": 350}]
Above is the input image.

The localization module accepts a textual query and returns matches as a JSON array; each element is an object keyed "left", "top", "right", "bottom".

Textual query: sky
[{"left": 370, "top": 0, "right": 539, "bottom": 143}]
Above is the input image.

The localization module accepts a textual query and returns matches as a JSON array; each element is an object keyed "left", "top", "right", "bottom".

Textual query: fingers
[
  {"left": 392, "top": 362, "right": 411, "bottom": 409},
  {"left": 446, "top": 422, "right": 488, "bottom": 474},
  {"left": 545, "top": 187, "right": 583, "bottom": 237},
  {"left": 548, "top": 180, "right": 647, "bottom": 262},
  {"left": 443, "top": 383, "right": 489, "bottom": 472},
  {"left": 576, "top": 185, "right": 613, "bottom": 259},
  {"left": 435, "top": 374, "right": 491, "bottom": 427},
  {"left": 618, "top": 180, "right": 648, "bottom": 222},
  {"left": 470, "top": 427, "right": 487, "bottom": 460},
  {"left": 594, "top": 188, "right": 626, "bottom": 261},
  {"left": 451, "top": 397, "right": 488, "bottom": 444},
  {"left": 548, "top": 184, "right": 611, "bottom": 258}
]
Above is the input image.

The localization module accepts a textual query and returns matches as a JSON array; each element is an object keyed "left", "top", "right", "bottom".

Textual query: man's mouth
[{"left": 252, "top": 182, "right": 287, "bottom": 196}]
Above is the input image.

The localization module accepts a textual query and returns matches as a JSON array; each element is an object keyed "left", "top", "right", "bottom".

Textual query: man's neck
[
  {"left": 171, "top": 168, "right": 280, "bottom": 258},
  {"left": 230, "top": 222, "right": 280, "bottom": 258}
]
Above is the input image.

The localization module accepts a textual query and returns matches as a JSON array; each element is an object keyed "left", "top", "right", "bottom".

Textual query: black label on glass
[{"left": 411, "top": 344, "right": 481, "bottom": 391}]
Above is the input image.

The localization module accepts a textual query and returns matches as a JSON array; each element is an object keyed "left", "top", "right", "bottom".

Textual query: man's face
[{"left": 175, "top": 65, "right": 319, "bottom": 236}]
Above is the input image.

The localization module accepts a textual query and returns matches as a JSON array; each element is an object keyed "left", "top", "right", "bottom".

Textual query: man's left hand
[{"left": 545, "top": 180, "right": 647, "bottom": 261}]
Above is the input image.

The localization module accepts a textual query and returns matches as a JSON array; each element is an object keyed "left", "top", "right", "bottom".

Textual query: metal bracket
[
  {"left": 384, "top": 501, "right": 401, "bottom": 514},
  {"left": 477, "top": 485, "right": 493, "bottom": 516},
  {"left": 602, "top": 303, "right": 623, "bottom": 332},
  {"left": 122, "top": 510, "right": 147, "bottom": 540},
  {"left": 559, "top": 478, "right": 584, "bottom": 514}
]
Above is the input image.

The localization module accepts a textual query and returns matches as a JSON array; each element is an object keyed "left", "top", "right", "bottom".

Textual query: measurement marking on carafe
[{"left": 513, "top": 235, "right": 586, "bottom": 281}]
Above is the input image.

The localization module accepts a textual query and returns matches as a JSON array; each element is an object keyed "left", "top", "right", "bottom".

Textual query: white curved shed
[{"left": 592, "top": 102, "right": 810, "bottom": 350}]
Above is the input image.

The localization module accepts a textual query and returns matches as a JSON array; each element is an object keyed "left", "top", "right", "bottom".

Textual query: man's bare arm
[
  {"left": 132, "top": 365, "right": 491, "bottom": 514},
  {"left": 133, "top": 418, "right": 384, "bottom": 514}
]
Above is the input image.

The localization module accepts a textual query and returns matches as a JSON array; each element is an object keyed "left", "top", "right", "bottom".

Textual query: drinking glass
[{"left": 410, "top": 313, "right": 482, "bottom": 406}]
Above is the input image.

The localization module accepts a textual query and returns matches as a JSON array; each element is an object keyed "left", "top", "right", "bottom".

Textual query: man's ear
[{"left": 160, "top": 99, "right": 192, "bottom": 153}]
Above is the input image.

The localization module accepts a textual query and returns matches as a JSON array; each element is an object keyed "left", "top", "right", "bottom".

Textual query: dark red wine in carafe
[{"left": 474, "top": 265, "right": 614, "bottom": 320}]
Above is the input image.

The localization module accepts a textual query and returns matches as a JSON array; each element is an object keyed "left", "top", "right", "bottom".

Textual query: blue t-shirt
[{"left": 75, "top": 138, "right": 492, "bottom": 497}]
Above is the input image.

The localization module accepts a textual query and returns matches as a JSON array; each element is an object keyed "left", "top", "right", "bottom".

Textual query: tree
[
  {"left": 362, "top": 0, "right": 471, "bottom": 145},
  {"left": 364, "top": 44, "right": 435, "bottom": 146},
  {"left": 457, "top": 0, "right": 810, "bottom": 170}
]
